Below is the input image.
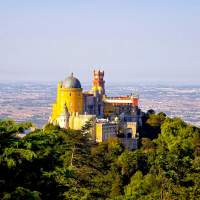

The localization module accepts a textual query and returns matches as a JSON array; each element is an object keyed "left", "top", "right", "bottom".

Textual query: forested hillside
[{"left": 0, "top": 112, "right": 200, "bottom": 199}]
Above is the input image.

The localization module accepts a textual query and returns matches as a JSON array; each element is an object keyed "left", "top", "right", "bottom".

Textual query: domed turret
[{"left": 63, "top": 73, "right": 81, "bottom": 89}]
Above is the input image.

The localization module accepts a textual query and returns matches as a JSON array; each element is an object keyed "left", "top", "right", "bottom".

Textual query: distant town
[{"left": 0, "top": 81, "right": 200, "bottom": 128}]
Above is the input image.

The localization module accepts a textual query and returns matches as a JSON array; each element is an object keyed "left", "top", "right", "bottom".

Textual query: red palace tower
[{"left": 93, "top": 70, "right": 105, "bottom": 95}]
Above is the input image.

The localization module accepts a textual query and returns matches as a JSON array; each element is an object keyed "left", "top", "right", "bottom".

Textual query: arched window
[{"left": 127, "top": 133, "right": 132, "bottom": 138}]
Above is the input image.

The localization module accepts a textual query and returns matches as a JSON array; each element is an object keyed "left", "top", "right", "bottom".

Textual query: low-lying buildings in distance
[{"left": 49, "top": 70, "right": 142, "bottom": 149}]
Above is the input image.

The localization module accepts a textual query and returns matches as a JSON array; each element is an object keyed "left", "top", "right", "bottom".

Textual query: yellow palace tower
[{"left": 51, "top": 73, "right": 83, "bottom": 121}]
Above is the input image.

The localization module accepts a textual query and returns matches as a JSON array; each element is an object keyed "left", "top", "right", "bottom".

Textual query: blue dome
[{"left": 63, "top": 73, "right": 81, "bottom": 89}]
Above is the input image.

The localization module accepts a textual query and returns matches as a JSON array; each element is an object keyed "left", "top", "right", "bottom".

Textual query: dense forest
[{"left": 0, "top": 111, "right": 200, "bottom": 200}]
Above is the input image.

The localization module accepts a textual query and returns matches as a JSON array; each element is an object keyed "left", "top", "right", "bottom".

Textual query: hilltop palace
[{"left": 49, "top": 70, "right": 142, "bottom": 149}]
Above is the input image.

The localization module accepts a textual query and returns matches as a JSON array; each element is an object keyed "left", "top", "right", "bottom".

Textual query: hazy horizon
[
  {"left": 0, "top": 1, "right": 200, "bottom": 83},
  {"left": 1, "top": 80, "right": 200, "bottom": 87}
]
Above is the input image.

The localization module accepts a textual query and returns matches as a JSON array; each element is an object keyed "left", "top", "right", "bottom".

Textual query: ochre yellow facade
[
  {"left": 51, "top": 82, "right": 83, "bottom": 121},
  {"left": 69, "top": 114, "right": 95, "bottom": 130},
  {"left": 96, "top": 123, "right": 103, "bottom": 142},
  {"left": 96, "top": 122, "right": 118, "bottom": 142},
  {"left": 125, "top": 122, "right": 137, "bottom": 138}
]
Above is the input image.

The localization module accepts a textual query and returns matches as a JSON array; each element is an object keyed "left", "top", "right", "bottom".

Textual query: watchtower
[{"left": 93, "top": 70, "right": 105, "bottom": 95}]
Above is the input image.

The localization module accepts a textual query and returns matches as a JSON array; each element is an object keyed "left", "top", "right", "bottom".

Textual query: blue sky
[{"left": 0, "top": 0, "right": 200, "bottom": 83}]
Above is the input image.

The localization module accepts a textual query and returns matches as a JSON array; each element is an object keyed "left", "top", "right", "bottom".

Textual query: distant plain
[{"left": 0, "top": 83, "right": 199, "bottom": 127}]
